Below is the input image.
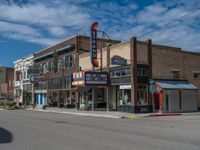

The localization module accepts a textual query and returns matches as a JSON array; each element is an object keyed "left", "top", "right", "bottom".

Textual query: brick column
[
  {"left": 130, "top": 37, "right": 137, "bottom": 111},
  {"left": 147, "top": 39, "right": 152, "bottom": 107}
]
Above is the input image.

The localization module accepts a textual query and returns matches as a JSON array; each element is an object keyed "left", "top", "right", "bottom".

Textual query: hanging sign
[
  {"left": 72, "top": 71, "right": 85, "bottom": 86},
  {"left": 90, "top": 22, "right": 99, "bottom": 67}
]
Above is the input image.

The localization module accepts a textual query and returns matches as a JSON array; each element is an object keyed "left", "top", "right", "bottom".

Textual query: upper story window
[
  {"left": 42, "top": 63, "right": 48, "bottom": 74},
  {"left": 137, "top": 68, "right": 148, "bottom": 76},
  {"left": 48, "top": 60, "right": 54, "bottom": 72},
  {"left": 23, "top": 71, "right": 27, "bottom": 80},
  {"left": 65, "top": 55, "right": 74, "bottom": 68},
  {"left": 171, "top": 70, "right": 180, "bottom": 79},
  {"left": 194, "top": 72, "right": 200, "bottom": 79},
  {"left": 111, "top": 68, "right": 131, "bottom": 77},
  {"left": 58, "top": 57, "right": 64, "bottom": 71}
]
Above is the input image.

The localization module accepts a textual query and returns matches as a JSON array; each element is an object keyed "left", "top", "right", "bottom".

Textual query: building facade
[
  {"left": 78, "top": 37, "right": 200, "bottom": 113},
  {"left": 0, "top": 66, "right": 14, "bottom": 100},
  {"left": 14, "top": 55, "right": 34, "bottom": 105},
  {"left": 33, "top": 35, "right": 120, "bottom": 107}
]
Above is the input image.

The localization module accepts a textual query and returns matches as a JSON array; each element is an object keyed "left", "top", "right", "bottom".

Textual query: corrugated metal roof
[{"left": 155, "top": 80, "right": 198, "bottom": 90}]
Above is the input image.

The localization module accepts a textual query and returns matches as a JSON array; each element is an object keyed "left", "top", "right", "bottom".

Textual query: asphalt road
[{"left": 0, "top": 110, "right": 200, "bottom": 150}]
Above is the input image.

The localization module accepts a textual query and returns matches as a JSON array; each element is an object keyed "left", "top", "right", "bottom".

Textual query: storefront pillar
[
  {"left": 159, "top": 91, "right": 163, "bottom": 112},
  {"left": 130, "top": 37, "right": 137, "bottom": 112}
]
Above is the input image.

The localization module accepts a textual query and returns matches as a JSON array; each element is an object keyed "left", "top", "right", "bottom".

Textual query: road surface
[{"left": 0, "top": 109, "right": 200, "bottom": 150}]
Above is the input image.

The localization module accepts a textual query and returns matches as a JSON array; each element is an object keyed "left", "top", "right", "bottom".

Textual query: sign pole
[
  {"left": 152, "top": 92, "right": 155, "bottom": 117},
  {"left": 106, "top": 87, "right": 109, "bottom": 112},
  {"left": 32, "top": 82, "right": 35, "bottom": 109}
]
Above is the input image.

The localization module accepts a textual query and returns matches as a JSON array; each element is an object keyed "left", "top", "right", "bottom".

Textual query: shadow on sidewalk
[{"left": 0, "top": 127, "right": 13, "bottom": 144}]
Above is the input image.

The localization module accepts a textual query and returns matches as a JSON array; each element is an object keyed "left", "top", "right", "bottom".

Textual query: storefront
[
  {"left": 35, "top": 90, "right": 47, "bottom": 106},
  {"left": 110, "top": 65, "right": 151, "bottom": 113},
  {"left": 110, "top": 66, "right": 132, "bottom": 112},
  {"left": 152, "top": 80, "right": 198, "bottom": 112},
  {"left": 72, "top": 71, "right": 108, "bottom": 110}
]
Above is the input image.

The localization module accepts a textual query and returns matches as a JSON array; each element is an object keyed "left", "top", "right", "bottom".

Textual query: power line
[{"left": 137, "top": 6, "right": 200, "bottom": 38}]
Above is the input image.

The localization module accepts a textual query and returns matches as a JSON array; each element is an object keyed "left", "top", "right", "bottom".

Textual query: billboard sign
[
  {"left": 90, "top": 22, "right": 99, "bottom": 67},
  {"left": 84, "top": 71, "right": 108, "bottom": 86}
]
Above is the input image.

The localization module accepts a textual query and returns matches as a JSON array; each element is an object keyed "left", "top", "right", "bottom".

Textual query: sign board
[
  {"left": 90, "top": 22, "right": 99, "bottom": 67},
  {"left": 149, "top": 83, "right": 156, "bottom": 93},
  {"left": 119, "top": 85, "right": 131, "bottom": 89},
  {"left": 149, "top": 80, "right": 162, "bottom": 93},
  {"left": 85, "top": 71, "right": 108, "bottom": 86},
  {"left": 71, "top": 71, "right": 85, "bottom": 86},
  {"left": 111, "top": 55, "right": 127, "bottom": 65}
]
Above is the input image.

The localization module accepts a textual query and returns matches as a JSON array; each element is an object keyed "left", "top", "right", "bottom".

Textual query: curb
[
  {"left": 26, "top": 109, "right": 121, "bottom": 119},
  {"left": 147, "top": 113, "right": 182, "bottom": 117}
]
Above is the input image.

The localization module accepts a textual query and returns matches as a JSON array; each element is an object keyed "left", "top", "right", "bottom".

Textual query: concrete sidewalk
[
  {"left": 25, "top": 107, "right": 200, "bottom": 119},
  {"left": 26, "top": 107, "right": 151, "bottom": 119}
]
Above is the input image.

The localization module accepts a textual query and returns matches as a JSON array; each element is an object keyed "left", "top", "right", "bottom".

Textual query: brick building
[
  {"left": 78, "top": 37, "right": 200, "bottom": 113},
  {"left": 33, "top": 35, "right": 120, "bottom": 107},
  {"left": 0, "top": 66, "right": 14, "bottom": 100}
]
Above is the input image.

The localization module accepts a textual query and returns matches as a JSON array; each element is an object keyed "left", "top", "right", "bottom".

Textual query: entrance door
[
  {"left": 118, "top": 89, "right": 123, "bottom": 106},
  {"left": 165, "top": 94, "right": 169, "bottom": 112},
  {"left": 154, "top": 93, "right": 160, "bottom": 112}
]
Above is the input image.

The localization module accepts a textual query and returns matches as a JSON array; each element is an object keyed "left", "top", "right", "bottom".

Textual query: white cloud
[
  {"left": 47, "top": 26, "right": 69, "bottom": 37},
  {"left": 103, "top": 1, "right": 200, "bottom": 52},
  {"left": 0, "top": 21, "right": 41, "bottom": 36},
  {"left": 0, "top": 0, "right": 200, "bottom": 53},
  {"left": 0, "top": 3, "right": 90, "bottom": 27}
]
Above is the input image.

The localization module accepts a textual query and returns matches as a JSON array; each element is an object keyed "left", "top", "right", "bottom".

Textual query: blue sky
[{"left": 0, "top": 0, "right": 200, "bottom": 67}]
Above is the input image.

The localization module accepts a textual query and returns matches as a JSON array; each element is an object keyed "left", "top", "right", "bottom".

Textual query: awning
[
  {"left": 155, "top": 80, "right": 198, "bottom": 90},
  {"left": 77, "top": 87, "right": 91, "bottom": 93}
]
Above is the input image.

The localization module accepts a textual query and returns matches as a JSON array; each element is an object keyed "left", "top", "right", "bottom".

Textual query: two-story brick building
[
  {"left": 0, "top": 66, "right": 14, "bottom": 100},
  {"left": 33, "top": 35, "right": 120, "bottom": 107},
  {"left": 78, "top": 37, "right": 200, "bottom": 113}
]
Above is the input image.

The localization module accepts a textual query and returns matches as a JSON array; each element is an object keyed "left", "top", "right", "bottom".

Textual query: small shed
[{"left": 154, "top": 80, "right": 198, "bottom": 113}]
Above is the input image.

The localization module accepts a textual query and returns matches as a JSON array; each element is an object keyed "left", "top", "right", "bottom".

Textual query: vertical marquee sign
[{"left": 90, "top": 22, "right": 99, "bottom": 67}]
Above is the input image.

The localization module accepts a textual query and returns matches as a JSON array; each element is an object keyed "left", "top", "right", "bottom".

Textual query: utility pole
[
  {"left": 92, "top": 66, "right": 95, "bottom": 111},
  {"left": 31, "top": 81, "right": 35, "bottom": 109}
]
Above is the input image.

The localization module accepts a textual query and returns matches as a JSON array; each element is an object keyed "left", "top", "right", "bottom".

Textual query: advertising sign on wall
[
  {"left": 111, "top": 55, "right": 127, "bottom": 65},
  {"left": 90, "top": 22, "right": 99, "bottom": 67}
]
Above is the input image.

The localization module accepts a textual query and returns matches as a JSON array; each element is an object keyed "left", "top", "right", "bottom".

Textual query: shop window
[
  {"left": 171, "top": 70, "right": 180, "bottom": 79},
  {"left": 119, "top": 89, "right": 131, "bottom": 106},
  {"left": 137, "top": 85, "right": 148, "bottom": 106}
]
